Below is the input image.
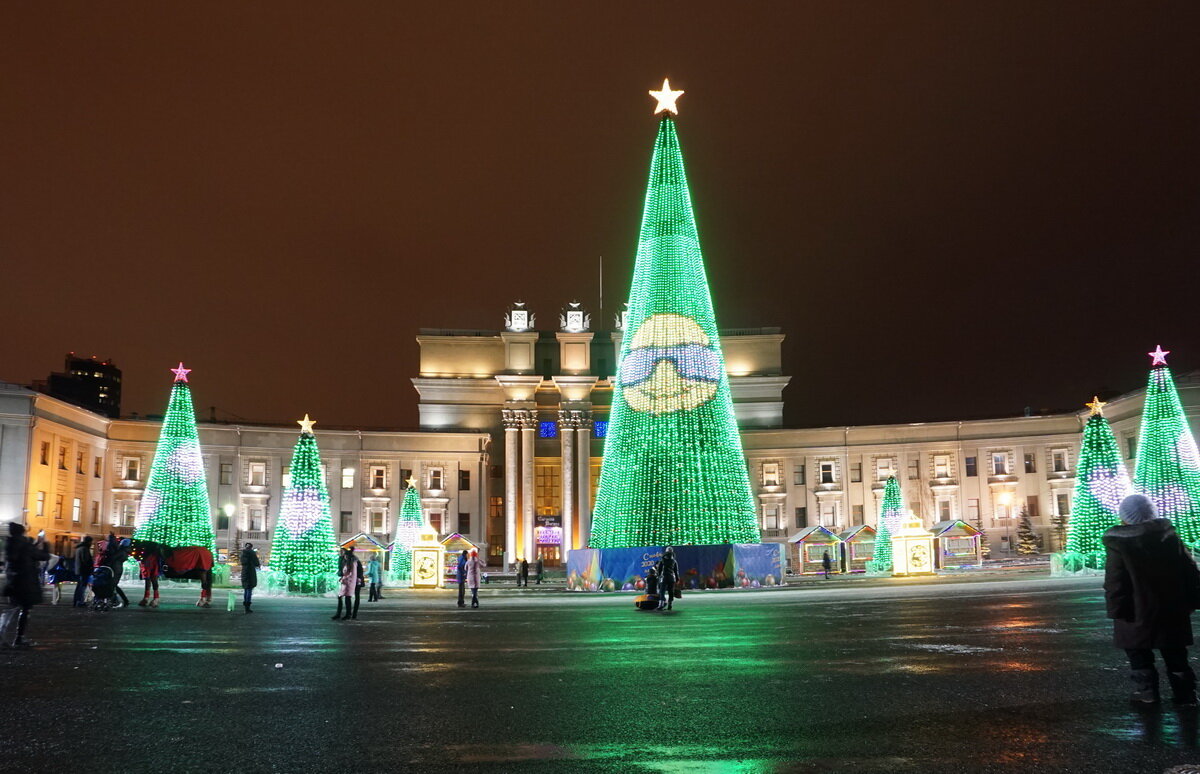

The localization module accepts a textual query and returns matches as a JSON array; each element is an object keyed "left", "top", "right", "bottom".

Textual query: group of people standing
[
  {"left": 517, "top": 557, "right": 544, "bottom": 586},
  {"left": 643, "top": 547, "right": 680, "bottom": 611},
  {"left": 456, "top": 549, "right": 484, "bottom": 608}
]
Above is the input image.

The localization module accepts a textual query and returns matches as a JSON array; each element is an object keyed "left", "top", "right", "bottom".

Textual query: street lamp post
[
  {"left": 223, "top": 503, "right": 237, "bottom": 562},
  {"left": 997, "top": 492, "right": 1014, "bottom": 555}
]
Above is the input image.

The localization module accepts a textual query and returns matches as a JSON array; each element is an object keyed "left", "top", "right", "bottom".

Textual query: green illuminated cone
[
  {"left": 870, "top": 477, "right": 902, "bottom": 572},
  {"left": 590, "top": 114, "right": 758, "bottom": 549},
  {"left": 1063, "top": 405, "right": 1131, "bottom": 556},
  {"left": 269, "top": 418, "right": 339, "bottom": 589},
  {"left": 390, "top": 483, "right": 423, "bottom": 585},
  {"left": 1134, "top": 349, "right": 1200, "bottom": 545},
  {"left": 134, "top": 364, "right": 215, "bottom": 551}
]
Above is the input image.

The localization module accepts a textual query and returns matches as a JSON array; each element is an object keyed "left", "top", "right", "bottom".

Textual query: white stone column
[
  {"left": 520, "top": 414, "right": 536, "bottom": 562},
  {"left": 503, "top": 411, "right": 519, "bottom": 570},
  {"left": 576, "top": 412, "right": 592, "bottom": 547},
  {"left": 560, "top": 412, "right": 576, "bottom": 554}
]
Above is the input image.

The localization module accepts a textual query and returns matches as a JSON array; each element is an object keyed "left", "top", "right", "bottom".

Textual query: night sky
[{"left": 4, "top": 4, "right": 1199, "bottom": 429}]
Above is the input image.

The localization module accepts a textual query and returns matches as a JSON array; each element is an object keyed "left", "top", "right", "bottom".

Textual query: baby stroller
[
  {"left": 90, "top": 565, "right": 116, "bottom": 612},
  {"left": 46, "top": 555, "right": 80, "bottom": 605}
]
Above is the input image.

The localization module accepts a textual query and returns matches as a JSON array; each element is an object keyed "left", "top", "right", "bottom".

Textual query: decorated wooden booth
[
  {"left": 930, "top": 520, "right": 984, "bottom": 569},
  {"left": 837, "top": 525, "right": 877, "bottom": 573},
  {"left": 788, "top": 525, "right": 843, "bottom": 574},
  {"left": 891, "top": 511, "right": 936, "bottom": 577},
  {"left": 440, "top": 533, "right": 478, "bottom": 583}
]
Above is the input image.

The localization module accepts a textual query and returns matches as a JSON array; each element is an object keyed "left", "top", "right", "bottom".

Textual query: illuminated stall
[
  {"left": 440, "top": 533, "right": 478, "bottom": 583},
  {"left": 930, "top": 520, "right": 984, "bottom": 569},
  {"left": 787, "top": 525, "right": 842, "bottom": 574},
  {"left": 891, "top": 511, "right": 936, "bottom": 577},
  {"left": 837, "top": 525, "right": 876, "bottom": 574},
  {"left": 410, "top": 525, "right": 445, "bottom": 589}
]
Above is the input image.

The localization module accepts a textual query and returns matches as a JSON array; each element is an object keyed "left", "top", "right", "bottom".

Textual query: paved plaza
[{"left": 4, "top": 575, "right": 1200, "bottom": 773}]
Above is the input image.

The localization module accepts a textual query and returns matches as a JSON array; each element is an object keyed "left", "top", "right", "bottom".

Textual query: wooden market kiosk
[
  {"left": 440, "top": 533, "right": 478, "bottom": 583},
  {"left": 788, "top": 525, "right": 843, "bottom": 574},
  {"left": 930, "top": 520, "right": 984, "bottom": 569},
  {"left": 837, "top": 525, "right": 877, "bottom": 573}
]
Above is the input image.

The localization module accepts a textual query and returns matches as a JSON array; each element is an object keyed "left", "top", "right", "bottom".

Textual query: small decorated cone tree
[
  {"left": 134, "top": 363, "right": 215, "bottom": 552},
  {"left": 1134, "top": 346, "right": 1200, "bottom": 547},
  {"left": 1015, "top": 507, "right": 1041, "bottom": 555},
  {"left": 269, "top": 415, "right": 339, "bottom": 593},
  {"left": 1063, "top": 397, "right": 1131, "bottom": 561},
  {"left": 868, "top": 477, "right": 903, "bottom": 573},
  {"left": 389, "top": 479, "right": 423, "bottom": 586}
]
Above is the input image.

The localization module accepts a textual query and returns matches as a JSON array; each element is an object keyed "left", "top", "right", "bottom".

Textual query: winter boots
[
  {"left": 1169, "top": 669, "right": 1198, "bottom": 707},
  {"left": 1130, "top": 668, "right": 1160, "bottom": 705}
]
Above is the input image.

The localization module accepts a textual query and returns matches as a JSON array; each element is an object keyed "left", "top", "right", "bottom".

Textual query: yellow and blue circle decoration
[{"left": 619, "top": 314, "right": 722, "bottom": 415}]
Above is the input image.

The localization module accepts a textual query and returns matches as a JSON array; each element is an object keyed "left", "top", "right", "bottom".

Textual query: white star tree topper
[
  {"left": 297, "top": 414, "right": 316, "bottom": 434},
  {"left": 649, "top": 78, "right": 684, "bottom": 115}
]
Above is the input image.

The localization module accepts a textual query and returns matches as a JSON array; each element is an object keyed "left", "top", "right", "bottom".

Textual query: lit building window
[
  {"left": 342, "top": 468, "right": 355, "bottom": 489},
  {"left": 539, "top": 421, "right": 558, "bottom": 439},
  {"left": 593, "top": 420, "right": 609, "bottom": 438}
]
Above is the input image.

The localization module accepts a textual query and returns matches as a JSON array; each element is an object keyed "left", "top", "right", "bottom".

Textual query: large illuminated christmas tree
[
  {"left": 389, "top": 480, "right": 423, "bottom": 585},
  {"left": 134, "top": 363, "right": 216, "bottom": 551},
  {"left": 269, "top": 415, "right": 339, "bottom": 591},
  {"left": 590, "top": 80, "right": 759, "bottom": 549},
  {"left": 1063, "top": 397, "right": 1131, "bottom": 557},
  {"left": 1134, "top": 346, "right": 1200, "bottom": 546},
  {"left": 869, "top": 476, "right": 903, "bottom": 572}
]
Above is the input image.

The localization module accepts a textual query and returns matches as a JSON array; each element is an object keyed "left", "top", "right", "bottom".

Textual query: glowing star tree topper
[
  {"left": 133, "top": 363, "right": 215, "bottom": 551},
  {"left": 1134, "top": 346, "right": 1200, "bottom": 546},
  {"left": 1063, "top": 397, "right": 1131, "bottom": 557},
  {"left": 649, "top": 77, "right": 684, "bottom": 115},
  {"left": 589, "top": 83, "right": 759, "bottom": 550},
  {"left": 269, "top": 415, "right": 339, "bottom": 591}
]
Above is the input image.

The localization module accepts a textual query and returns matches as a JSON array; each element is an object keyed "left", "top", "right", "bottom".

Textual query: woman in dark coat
[
  {"left": 1104, "top": 493, "right": 1200, "bottom": 705},
  {"left": 1, "top": 523, "right": 51, "bottom": 648},
  {"left": 72, "top": 535, "right": 93, "bottom": 608},
  {"left": 240, "top": 543, "right": 260, "bottom": 614}
]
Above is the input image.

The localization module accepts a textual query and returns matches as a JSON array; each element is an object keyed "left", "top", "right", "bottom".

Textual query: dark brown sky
[{"left": 4, "top": 3, "right": 1199, "bottom": 429}]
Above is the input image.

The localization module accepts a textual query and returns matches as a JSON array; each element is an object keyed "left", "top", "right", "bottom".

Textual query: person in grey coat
[
  {"left": 240, "top": 543, "right": 260, "bottom": 614},
  {"left": 1104, "top": 494, "right": 1200, "bottom": 706}
]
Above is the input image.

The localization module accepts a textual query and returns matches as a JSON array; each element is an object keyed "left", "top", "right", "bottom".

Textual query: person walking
[
  {"left": 518, "top": 557, "right": 529, "bottom": 588},
  {"left": 822, "top": 550, "right": 832, "bottom": 580},
  {"left": 333, "top": 547, "right": 357, "bottom": 620},
  {"left": 1104, "top": 493, "right": 1200, "bottom": 706},
  {"left": 456, "top": 550, "right": 468, "bottom": 608},
  {"left": 240, "top": 543, "right": 260, "bottom": 614},
  {"left": 1, "top": 523, "right": 51, "bottom": 649},
  {"left": 137, "top": 544, "right": 163, "bottom": 608},
  {"left": 535, "top": 557, "right": 544, "bottom": 586},
  {"left": 657, "top": 548, "right": 679, "bottom": 611},
  {"left": 72, "top": 536, "right": 93, "bottom": 608},
  {"left": 104, "top": 536, "right": 130, "bottom": 608},
  {"left": 465, "top": 550, "right": 483, "bottom": 608},
  {"left": 367, "top": 554, "right": 383, "bottom": 602}
]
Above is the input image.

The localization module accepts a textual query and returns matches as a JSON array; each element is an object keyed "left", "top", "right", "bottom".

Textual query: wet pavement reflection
[{"left": 3, "top": 576, "right": 1199, "bottom": 772}]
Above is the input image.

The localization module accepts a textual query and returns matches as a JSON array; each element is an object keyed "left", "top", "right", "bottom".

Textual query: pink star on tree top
[
  {"left": 170, "top": 362, "right": 192, "bottom": 382},
  {"left": 1149, "top": 346, "right": 1170, "bottom": 367}
]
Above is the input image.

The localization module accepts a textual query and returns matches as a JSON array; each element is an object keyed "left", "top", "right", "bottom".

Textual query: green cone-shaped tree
[
  {"left": 269, "top": 416, "right": 338, "bottom": 591},
  {"left": 134, "top": 363, "right": 215, "bottom": 551},
  {"left": 1016, "top": 507, "right": 1042, "bottom": 555},
  {"left": 390, "top": 481, "right": 423, "bottom": 585},
  {"left": 589, "top": 101, "right": 758, "bottom": 549},
  {"left": 1063, "top": 401, "right": 1131, "bottom": 556},
  {"left": 869, "top": 477, "right": 903, "bottom": 572},
  {"left": 1134, "top": 347, "right": 1200, "bottom": 546}
]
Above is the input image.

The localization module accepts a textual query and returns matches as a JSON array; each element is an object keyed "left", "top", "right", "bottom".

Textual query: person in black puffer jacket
[
  {"left": 1104, "top": 494, "right": 1200, "bottom": 706},
  {"left": 1, "top": 523, "right": 51, "bottom": 649}
]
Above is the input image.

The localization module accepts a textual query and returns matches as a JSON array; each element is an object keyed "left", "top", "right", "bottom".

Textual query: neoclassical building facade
[{"left": 3, "top": 310, "right": 1197, "bottom": 569}]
